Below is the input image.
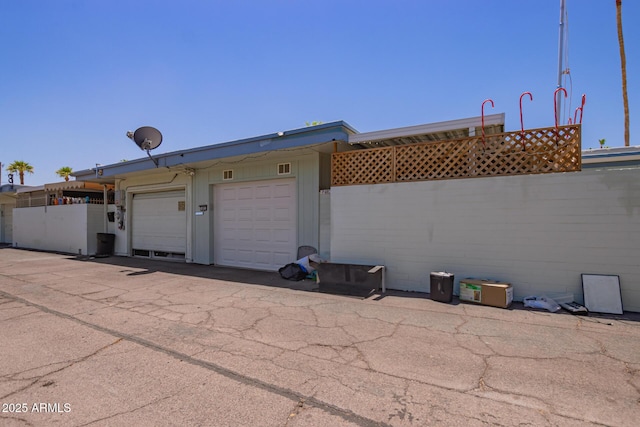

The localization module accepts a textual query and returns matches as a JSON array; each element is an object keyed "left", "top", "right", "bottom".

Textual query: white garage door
[
  {"left": 132, "top": 190, "right": 186, "bottom": 258},
  {"left": 214, "top": 179, "right": 296, "bottom": 271}
]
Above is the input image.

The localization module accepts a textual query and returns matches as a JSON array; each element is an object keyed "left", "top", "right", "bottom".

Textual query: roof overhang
[
  {"left": 73, "top": 121, "right": 357, "bottom": 182},
  {"left": 44, "top": 181, "right": 113, "bottom": 192},
  {"left": 16, "top": 185, "right": 45, "bottom": 194},
  {"left": 348, "top": 114, "right": 505, "bottom": 148},
  {"left": 15, "top": 182, "right": 113, "bottom": 195}
]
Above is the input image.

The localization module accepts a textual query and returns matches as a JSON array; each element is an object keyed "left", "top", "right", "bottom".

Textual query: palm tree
[
  {"left": 616, "top": 0, "right": 629, "bottom": 146},
  {"left": 6, "top": 160, "right": 34, "bottom": 185},
  {"left": 56, "top": 166, "right": 73, "bottom": 182}
]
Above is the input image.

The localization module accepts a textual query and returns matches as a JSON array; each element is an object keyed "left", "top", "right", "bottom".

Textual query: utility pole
[{"left": 616, "top": 0, "right": 629, "bottom": 146}]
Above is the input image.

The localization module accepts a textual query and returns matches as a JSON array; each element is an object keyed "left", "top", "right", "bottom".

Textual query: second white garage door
[{"left": 214, "top": 179, "right": 296, "bottom": 271}]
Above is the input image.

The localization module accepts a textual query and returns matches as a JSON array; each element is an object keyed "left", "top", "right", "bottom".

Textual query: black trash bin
[
  {"left": 96, "top": 233, "right": 115, "bottom": 256},
  {"left": 430, "top": 271, "right": 454, "bottom": 303}
]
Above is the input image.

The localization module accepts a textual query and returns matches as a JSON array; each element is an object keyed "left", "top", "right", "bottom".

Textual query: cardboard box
[{"left": 459, "top": 278, "right": 513, "bottom": 308}]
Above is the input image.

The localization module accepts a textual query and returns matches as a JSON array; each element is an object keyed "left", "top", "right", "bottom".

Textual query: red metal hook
[
  {"left": 554, "top": 87, "right": 567, "bottom": 131},
  {"left": 570, "top": 94, "right": 587, "bottom": 125},
  {"left": 519, "top": 92, "right": 533, "bottom": 150},
  {"left": 573, "top": 107, "right": 582, "bottom": 125},
  {"left": 578, "top": 93, "right": 586, "bottom": 124},
  {"left": 481, "top": 99, "right": 494, "bottom": 148}
]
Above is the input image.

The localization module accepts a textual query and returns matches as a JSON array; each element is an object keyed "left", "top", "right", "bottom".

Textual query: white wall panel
[
  {"left": 12, "top": 205, "right": 102, "bottom": 255},
  {"left": 330, "top": 167, "right": 640, "bottom": 312}
]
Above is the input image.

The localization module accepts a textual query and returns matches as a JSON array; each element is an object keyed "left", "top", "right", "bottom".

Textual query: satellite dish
[
  {"left": 132, "top": 126, "right": 162, "bottom": 151},
  {"left": 126, "top": 126, "right": 163, "bottom": 167}
]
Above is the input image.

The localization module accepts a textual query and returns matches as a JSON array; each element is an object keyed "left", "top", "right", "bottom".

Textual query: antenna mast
[{"left": 556, "top": 0, "right": 567, "bottom": 124}]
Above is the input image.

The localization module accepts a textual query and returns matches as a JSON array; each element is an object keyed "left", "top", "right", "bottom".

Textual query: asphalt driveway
[{"left": 1, "top": 248, "right": 639, "bottom": 426}]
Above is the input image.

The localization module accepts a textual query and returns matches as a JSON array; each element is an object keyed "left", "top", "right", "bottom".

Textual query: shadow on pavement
[
  {"left": 69, "top": 254, "right": 321, "bottom": 292},
  {"left": 71, "top": 255, "right": 640, "bottom": 322},
  {"left": 5, "top": 247, "right": 640, "bottom": 322}
]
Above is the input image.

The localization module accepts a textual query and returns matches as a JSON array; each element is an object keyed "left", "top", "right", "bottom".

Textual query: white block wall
[
  {"left": 0, "top": 201, "right": 15, "bottom": 243},
  {"left": 12, "top": 204, "right": 111, "bottom": 256},
  {"left": 330, "top": 167, "right": 640, "bottom": 312},
  {"left": 318, "top": 191, "right": 331, "bottom": 260}
]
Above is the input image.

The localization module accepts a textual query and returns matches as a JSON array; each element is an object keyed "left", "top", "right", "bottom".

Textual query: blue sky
[{"left": 1, "top": 0, "right": 637, "bottom": 186}]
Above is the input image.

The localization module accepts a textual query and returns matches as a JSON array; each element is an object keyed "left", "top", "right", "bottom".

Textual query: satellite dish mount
[{"left": 127, "top": 126, "right": 163, "bottom": 167}]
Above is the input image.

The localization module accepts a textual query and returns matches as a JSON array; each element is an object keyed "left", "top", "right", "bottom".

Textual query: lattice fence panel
[
  {"left": 331, "top": 147, "right": 394, "bottom": 186},
  {"left": 332, "top": 125, "right": 581, "bottom": 186},
  {"left": 396, "top": 138, "right": 473, "bottom": 181}
]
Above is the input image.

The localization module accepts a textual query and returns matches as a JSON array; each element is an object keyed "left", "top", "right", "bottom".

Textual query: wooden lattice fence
[{"left": 332, "top": 125, "right": 581, "bottom": 186}]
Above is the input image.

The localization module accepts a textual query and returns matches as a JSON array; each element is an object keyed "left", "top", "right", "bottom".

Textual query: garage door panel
[
  {"left": 274, "top": 207, "right": 292, "bottom": 221},
  {"left": 237, "top": 228, "right": 252, "bottom": 241},
  {"left": 221, "top": 188, "right": 236, "bottom": 201},
  {"left": 255, "top": 228, "right": 271, "bottom": 242},
  {"left": 238, "top": 208, "right": 252, "bottom": 220},
  {"left": 273, "top": 251, "right": 292, "bottom": 267},
  {"left": 214, "top": 179, "right": 296, "bottom": 271},
  {"left": 221, "top": 208, "right": 235, "bottom": 221},
  {"left": 255, "top": 185, "right": 271, "bottom": 199},
  {"left": 255, "top": 207, "right": 270, "bottom": 220},
  {"left": 238, "top": 187, "right": 253, "bottom": 200},
  {"left": 274, "top": 184, "right": 292, "bottom": 198},
  {"left": 273, "top": 228, "right": 293, "bottom": 243},
  {"left": 255, "top": 251, "right": 272, "bottom": 266}
]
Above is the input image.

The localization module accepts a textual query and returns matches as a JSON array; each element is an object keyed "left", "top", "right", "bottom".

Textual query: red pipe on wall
[
  {"left": 481, "top": 99, "right": 494, "bottom": 148},
  {"left": 519, "top": 92, "right": 533, "bottom": 150}
]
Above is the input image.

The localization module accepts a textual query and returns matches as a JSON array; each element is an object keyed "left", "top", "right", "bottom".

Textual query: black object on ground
[
  {"left": 96, "top": 233, "right": 115, "bottom": 256},
  {"left": 430, "top": 271, "right": 454, "bottom": 303},
  {"left": 317, "top": 263, "right": 379, "bottom": 298}
]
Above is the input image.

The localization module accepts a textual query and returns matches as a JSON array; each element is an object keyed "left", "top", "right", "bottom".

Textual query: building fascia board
[
  {"left": 1, "top": 184, "right": 29, "bottom": 194},
  {"left": 74, "top": 121, "right": 357, "bottom": 180},
  {"left": 348, "top": 114, "right": 505, "bottom": 144},
  {"left": 582, "top": 146, "right": 640, "bottom": 163},
  {"left": 16, "top": 185, "right": 45, "bottom": 194}
]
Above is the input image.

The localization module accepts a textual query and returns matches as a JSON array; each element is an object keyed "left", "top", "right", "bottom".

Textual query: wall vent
[{"left": 278, "top": 163, "right": 291, "bottom": 175}]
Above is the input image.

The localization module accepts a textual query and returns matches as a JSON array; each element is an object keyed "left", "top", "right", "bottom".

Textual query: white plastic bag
[
  {"left": 296, "top": 254, "right": 322, "bottom": 273},
  {"left": 523, "top": 295, "right": 561, "bottom": 312}
]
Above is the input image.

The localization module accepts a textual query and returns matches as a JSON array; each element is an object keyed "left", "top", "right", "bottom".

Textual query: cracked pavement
[{"left": 0, "top": 248, "right": 639, "bottom": 426}]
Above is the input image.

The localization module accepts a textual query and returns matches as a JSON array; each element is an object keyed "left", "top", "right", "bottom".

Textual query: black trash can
[
  {"left": 430, "top": 271, "right": 454, "bottom": 303},
  {"left": 96, "top": 233, "right": 115, "bottom": 256}
]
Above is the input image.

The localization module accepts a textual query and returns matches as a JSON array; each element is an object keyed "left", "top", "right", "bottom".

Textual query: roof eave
[
  {"left": 74, "top": 121, "right": 357, "bottom": 180},
  {"left": 348, "top": 113, "right": 505, "bottom": 144}
]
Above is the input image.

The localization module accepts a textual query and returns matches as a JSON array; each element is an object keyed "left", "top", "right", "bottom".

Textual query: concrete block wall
[
  {"left": 330, "top": 167, "right": 640, "bottom": 312},
  {"left": 13, "top": 205, "right": 89, "bottom": 255},
  {"left": 318, "top": 191, "right": 331, "bottom": 260},
  {"left": 11, "top": 204, "right": 115, "bottom": 255}
]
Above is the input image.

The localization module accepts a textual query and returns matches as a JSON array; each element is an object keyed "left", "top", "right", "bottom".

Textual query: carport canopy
[{"left": 347, "top": 114, "right": 504, "bottom": 148}]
